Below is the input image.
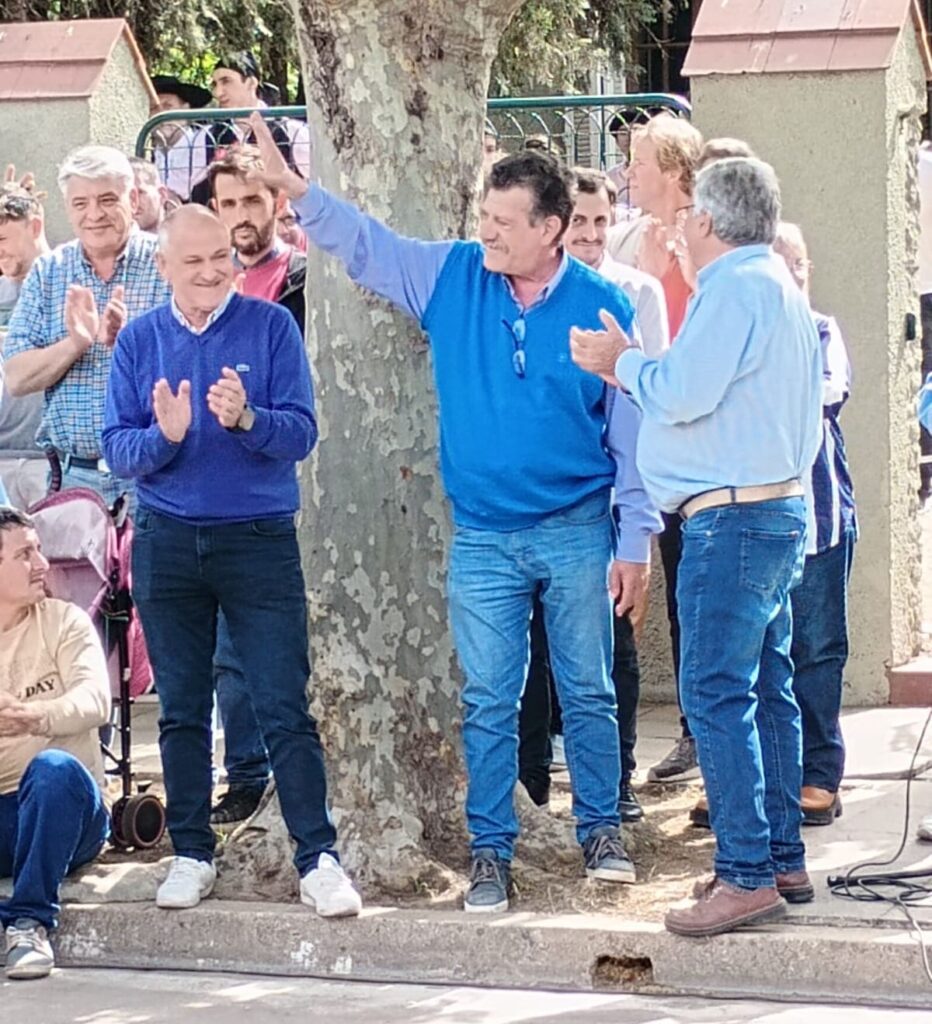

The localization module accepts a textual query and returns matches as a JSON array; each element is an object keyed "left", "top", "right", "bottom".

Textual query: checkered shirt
[{"left": 5, "top": 231, "right": 170, "bottom": 459}]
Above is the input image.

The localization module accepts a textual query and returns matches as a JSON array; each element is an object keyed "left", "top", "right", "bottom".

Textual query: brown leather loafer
[
  {"left": 666, "top": 878, "right": 786, "bottom": 937},
  {"left": 801, "top": 786, "right": 842, "bottom": 826},
  {"left": 689, "top": 795, "right": 710, "bottom": 829},
  {"left": 694, "top": 871, "right": 814, "bottom": 905}
]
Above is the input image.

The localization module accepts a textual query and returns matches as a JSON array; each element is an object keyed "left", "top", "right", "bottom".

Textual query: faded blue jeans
[
  {"left": 678, "top": 497, "right": 807, "bottom": 890},
  {"left": 447, "top": 488, "right": 621, "bottom": 860}
]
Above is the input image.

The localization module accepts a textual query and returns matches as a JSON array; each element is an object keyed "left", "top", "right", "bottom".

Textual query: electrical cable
[{"left": 827, "top": 708, "right": 932, "bottom": 984}]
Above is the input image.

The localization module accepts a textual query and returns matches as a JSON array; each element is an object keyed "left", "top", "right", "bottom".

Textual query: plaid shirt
[{"left": 5, "top": 230, "right": 170, "bottom": 459}]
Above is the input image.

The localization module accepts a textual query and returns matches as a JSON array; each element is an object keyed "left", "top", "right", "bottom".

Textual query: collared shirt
[
  {"left": 153, "top": 127, "right": 207, "bottom": 200},
  {"left": 171, "top": 290, "right": 235, "bottom": 336},
  {"left": 292, "top": 183, "right": 660, "bottom": 561},
  {"left": 596, "top": 253, "right": 670, "bottom": 358},
  {"left": 6, "top": 230, "right": 170, "bottom": 459},
  {"left": 615, "top": 244, "right": 823, "bottom": 514},
  {"left": 805, "top": 312, "right": 857, "bottom": 555}
]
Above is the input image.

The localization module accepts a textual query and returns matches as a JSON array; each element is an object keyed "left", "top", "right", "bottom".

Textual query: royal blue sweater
[{"left": 102, "top": 294, "right": 316, "bottom": 522}]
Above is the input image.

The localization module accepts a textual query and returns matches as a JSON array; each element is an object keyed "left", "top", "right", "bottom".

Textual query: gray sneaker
[
  {"left": 465, "top": 849, "right": 510, "bottom": 913},
  {"left": 5, "top": 918, "right": 54, "bottom": 980},
  {"left": 647, "top": 736, "right": 700, "bottom": 783},
  {"left": 583, "top": 826, "right": 636, "bottom": 884}
]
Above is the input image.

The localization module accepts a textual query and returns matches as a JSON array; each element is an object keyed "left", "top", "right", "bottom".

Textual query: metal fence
[{"left": 136, "top": 93, "right": 690, "bottom": 201}]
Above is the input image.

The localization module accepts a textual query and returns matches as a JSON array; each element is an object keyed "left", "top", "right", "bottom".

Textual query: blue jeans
[
  {"left": 678, "top": 497, "right": 807, "bottom": 889},
  {"left": 791, "top": 529, "right": 855, "bottom": 792},
  {"left": 131, "top": 508, "right": 337, "bottom": 875},
  {"left": 447, "top": 489, "right": 621, "bottom": 859},
  {"left": 0, "top": 750, "right": 110, "bottom": 930},
  {"left": 215, "top": 613, "right": 271, "bottom": 789}
]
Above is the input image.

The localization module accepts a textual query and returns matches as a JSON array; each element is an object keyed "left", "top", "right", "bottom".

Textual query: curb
[{"left": 55, "top": 901, "right": 932, "bottom": 1008}]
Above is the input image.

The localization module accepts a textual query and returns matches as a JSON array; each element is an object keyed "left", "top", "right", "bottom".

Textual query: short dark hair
[
  {"left": 572, "top": 166, "right": 617, "bottom": 207},
  {"left": 487, "top": 151, "right": 574, "bottom": 235},
  {"left": 0, "top": 508, "right": 34, "bottom": 558},
  {"left": 207, "top": 145, "right": 277, "bottom": 199}
]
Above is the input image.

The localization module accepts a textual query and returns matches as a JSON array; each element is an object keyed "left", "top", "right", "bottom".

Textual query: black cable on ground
[{"left": 827, "top": 708, "right": 932, "bottom": 984}]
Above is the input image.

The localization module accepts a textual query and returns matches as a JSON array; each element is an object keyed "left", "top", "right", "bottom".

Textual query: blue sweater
[
  {"left": 102, "top": 294, "right": 316, "bottom": 522},
  {"left": 422, "top": 242, "right": 635, "bottom": 529}
]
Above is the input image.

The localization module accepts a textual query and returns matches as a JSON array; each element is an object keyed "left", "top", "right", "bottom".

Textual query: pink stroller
[{"left": 28, "top": 486, "right": 166, "bottom": 850}]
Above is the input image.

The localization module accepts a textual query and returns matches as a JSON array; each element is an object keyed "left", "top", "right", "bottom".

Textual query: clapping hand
[
  {"left": 99, "top": 284, "right": 127, "bottom": 348},
  {"left": 64, "top": 285, "right": 101, "bottom": 354},
  {"left": 247, "top": 112, "right": 310, "bottom": 200},
  {"left": 569, "top": 309, "right": 635, "bottom": 386},
  {"left": 207, "top": 367, "right": 247, "bottom": 429},
  {"left": 152, "top": 378, "right": 192, "bottom": 443}
]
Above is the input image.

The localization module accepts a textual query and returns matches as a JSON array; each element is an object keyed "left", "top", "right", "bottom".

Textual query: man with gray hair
[
  {"left": 4, "top": 145, "right": 170, "bottom": 504},
  {"left": 570, "top": 157, "right": 823, "bottom": 937}
]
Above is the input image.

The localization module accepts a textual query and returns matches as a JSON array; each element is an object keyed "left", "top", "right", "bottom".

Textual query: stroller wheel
[{"left": 111, "top": 793, "right": 166, "bottom": 850}]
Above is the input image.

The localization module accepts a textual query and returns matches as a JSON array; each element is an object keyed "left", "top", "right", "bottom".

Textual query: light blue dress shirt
[{"left": 615, "top": 244, "right": 823, "bottom": 514}]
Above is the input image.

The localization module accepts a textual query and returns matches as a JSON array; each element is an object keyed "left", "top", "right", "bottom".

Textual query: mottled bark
[{"left": 216, "top": 0, "right": 652, "bottom": 900}]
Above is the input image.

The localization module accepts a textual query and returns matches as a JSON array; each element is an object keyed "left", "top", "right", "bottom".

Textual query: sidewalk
[{"left": 8, "top": 701, "right": 932, "bottom": 1006}]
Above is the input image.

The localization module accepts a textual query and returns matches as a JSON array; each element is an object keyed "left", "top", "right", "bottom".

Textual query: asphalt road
[{"left": 5, "top": 969, "right": 930, "bottom": 1023}]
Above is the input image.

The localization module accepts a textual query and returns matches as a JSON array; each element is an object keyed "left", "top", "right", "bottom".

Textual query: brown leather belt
[{"left": 679, "top": 479, "right": 804, "bottom": 521}]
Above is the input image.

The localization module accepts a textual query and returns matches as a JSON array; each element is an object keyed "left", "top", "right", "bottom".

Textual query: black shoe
[
  {"left": 619, "top": 781, "right": 644, "bottom": 823},
  {"left": 583, "top": 826, "right": 636, "bottom": 883},
  {"left": 521, "top": 775, "right": 551, "bottom": 808},
  {"left": 210, "top": 784, "right": 266, "bottom": 825}
]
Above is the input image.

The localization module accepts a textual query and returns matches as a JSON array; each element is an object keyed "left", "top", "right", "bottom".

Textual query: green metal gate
[{"left": 136, "top": 92, "right": 690, "bottom": 196}]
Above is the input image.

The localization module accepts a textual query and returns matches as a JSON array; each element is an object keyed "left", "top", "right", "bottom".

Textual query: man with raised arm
[{"left": 248, "top": 114, "right": 660, "bottom": 914}]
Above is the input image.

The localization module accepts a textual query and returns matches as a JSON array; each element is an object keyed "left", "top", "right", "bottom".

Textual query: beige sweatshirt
[{"left": 0, "top": 598, "right": 111, "bottom": 795}]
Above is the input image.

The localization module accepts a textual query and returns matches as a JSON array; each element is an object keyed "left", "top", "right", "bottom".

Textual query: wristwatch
[{"left": 229, "top": 404, "right": 256, "bottom": 433}]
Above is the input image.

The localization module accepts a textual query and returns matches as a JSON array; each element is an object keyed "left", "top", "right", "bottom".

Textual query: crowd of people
[{"left": 0, "top": 50, "right": 871, "bottom": 980}]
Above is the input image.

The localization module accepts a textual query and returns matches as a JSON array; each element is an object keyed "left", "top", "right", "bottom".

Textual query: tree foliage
[{"left": 0, "top": 0, "right": 658, "bottom": 100}]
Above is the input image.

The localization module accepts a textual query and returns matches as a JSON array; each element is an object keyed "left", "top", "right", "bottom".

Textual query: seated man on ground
[
  {"left": 102, "top": 205, "right": 361, "bottom": 918},
  {"left": 0, "top": 508, "right": 111, "bottom": 979}
]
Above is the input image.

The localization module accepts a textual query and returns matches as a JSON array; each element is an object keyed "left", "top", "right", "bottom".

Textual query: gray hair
[
  {"left": 58, "top": 146, "right": 134, "bottom": 195},
  {"left": 694, "top": 157, "right": 781, "bottom": 246}
]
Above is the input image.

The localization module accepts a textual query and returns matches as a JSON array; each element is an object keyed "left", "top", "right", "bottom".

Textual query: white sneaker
[
  {"left": 918, "top": 815, "right": 932, "bottom": 842},
  {"left": 156, "top": 856, "right": 217, "bottom": 909},
  {"left": 300, "top": 853, "right": 362, "bottom": 918}
]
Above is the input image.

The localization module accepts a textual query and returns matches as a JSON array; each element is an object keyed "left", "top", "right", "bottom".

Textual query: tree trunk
[{"left": 215, "top": 0, "right": 653, "bottom": 902}]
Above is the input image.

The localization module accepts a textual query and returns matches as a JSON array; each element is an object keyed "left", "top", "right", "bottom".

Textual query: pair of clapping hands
[
  {"left": 0, "top": 689, "right": 45, "bottom": 737},
  {"left": 152, "top": 369, "right": 250, "bottom": 443}
]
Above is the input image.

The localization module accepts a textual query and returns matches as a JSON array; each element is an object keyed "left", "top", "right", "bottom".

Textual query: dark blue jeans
[
  {"left": 215, "top": 613, "right": 271, "bottom": 789},
  {"left": 678, "top": 497, "right": 807, "bottom": 889},
  {"left": 131, "top": 508, "right": 337, "bottom": 875},
  {"left": 0, "top": 750, "right": 109, "bottom": 930},
  {"left": 791, "top": 529, "right": 855, "bottom": 792}
]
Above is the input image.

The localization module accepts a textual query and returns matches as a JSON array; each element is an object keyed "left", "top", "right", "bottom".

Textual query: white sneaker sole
[
  {"left": 156, "top": 881, "right": 215, "bottom": 909},
  {"left": 5, "top": 960, "right": 53, "bottom": 980},
  {"left": 300, "top": 893, "right": 362, "bottom": 918},
  {"left": 587, "top": 866, "right": 637, "bottom": 884},
  {"left": 464, "top": 897, "right": 509, "bottom": 913}
]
